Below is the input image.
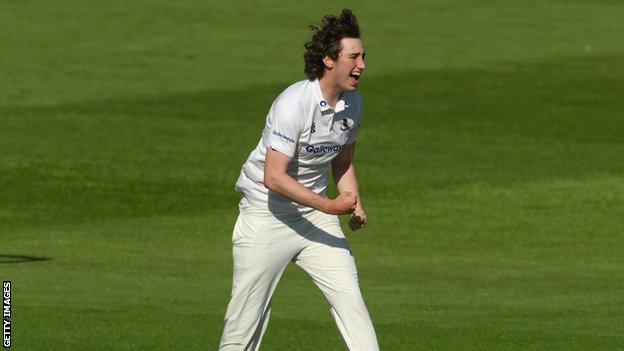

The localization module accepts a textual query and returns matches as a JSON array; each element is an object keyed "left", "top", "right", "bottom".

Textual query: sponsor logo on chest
[{"left": 305, "top": 144, "right": 344, "bottom": 154}]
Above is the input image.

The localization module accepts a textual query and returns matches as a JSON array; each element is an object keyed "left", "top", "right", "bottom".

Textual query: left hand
[{"left": 349, "top": 207, "right": 368, "bottom": 231}]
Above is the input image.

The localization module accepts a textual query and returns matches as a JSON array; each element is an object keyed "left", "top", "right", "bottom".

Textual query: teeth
[{"left": 351, "top": 72, "right": 361, "bottom": 76}]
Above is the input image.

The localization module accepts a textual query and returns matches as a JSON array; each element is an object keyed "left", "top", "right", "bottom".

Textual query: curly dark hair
[{"left": 303, "top": 9, "right": 361, "bottom": 80}]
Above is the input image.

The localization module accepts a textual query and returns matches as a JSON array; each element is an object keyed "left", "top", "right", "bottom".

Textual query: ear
[{"left": 322, "top": 56, "right": 335, "bottom": 69}]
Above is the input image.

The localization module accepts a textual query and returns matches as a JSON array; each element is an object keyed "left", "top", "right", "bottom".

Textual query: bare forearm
[
  {"left": 263, "top": 148, "right": 355, "bottom": 215},
  {"left": 264, "top": 172, "right": 331, "bottom": 211},
  {"left": 335, "top": 161, "right": 368, "bottom": 231},
  {"left": 333, "top": 162, "right": 363, "bottom": 208}
]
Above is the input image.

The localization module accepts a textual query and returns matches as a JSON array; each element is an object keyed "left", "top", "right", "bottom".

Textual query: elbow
[{"left": 263, "top": 172, "right": 276, "bottom": 191}]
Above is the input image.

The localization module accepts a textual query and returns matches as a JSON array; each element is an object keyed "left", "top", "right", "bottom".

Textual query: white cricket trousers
[{"left": 219, "top": 198, "right": 379, "bottom": 351}]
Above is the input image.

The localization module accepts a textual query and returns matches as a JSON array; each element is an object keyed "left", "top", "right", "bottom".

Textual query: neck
[{"left": 318, "top": 76, "right": 343, "bottom": 109}]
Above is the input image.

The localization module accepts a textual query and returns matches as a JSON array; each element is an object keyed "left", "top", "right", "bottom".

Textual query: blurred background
[{"left": 2, "top": 1, "right": 623, "bottom": 349}]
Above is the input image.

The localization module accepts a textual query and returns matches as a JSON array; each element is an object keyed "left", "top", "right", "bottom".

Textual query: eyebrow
[{"left": 348, "top": 52, "right": 366, "bottom": 57}]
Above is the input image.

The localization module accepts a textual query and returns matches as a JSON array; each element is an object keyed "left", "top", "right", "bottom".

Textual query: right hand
[{"left": 326, "top": 191, "right": 357, "bottom": 215}]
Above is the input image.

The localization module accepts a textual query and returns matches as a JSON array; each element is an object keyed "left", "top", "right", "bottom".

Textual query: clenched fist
[
  {"left": 325, "top": 191, "right": 357, "bottom": 215},
  {"left": 349, "top": 207, "right": 368, "bottom": 231}
]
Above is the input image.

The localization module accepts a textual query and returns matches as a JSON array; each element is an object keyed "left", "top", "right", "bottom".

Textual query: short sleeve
[{"left": 267, "top": 99, "right": 303, "bottom": 157}]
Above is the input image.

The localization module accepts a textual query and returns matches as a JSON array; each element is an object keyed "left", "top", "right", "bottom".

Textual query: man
[{"left": 219, "top": 9, "right": 379, "bottom": 350}]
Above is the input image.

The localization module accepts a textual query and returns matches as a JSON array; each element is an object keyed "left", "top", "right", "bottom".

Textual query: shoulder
[
  {"left": 343, "top": 90, "right": 363, "bottom": 121},
  {"left": 344, "top": 90, "right": 363, "bottom": 107},
  {"left": 270, "top": 79, "right": 317, "bottom": 120},
  {"left": 268, "top": 80, "right": 314, "bottom": 127},
  {"left": 274, "top": 79, "right": 314, "bottom": 107}
]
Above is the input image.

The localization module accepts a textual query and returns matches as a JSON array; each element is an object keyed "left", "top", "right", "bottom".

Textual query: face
[{"left": 323, "top": 37, "right": 366, "bottom": 92}]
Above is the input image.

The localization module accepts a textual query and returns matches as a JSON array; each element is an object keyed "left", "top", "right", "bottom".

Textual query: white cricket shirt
[{"left": 235, "top": 79, "right": 363, "bottom": 213}]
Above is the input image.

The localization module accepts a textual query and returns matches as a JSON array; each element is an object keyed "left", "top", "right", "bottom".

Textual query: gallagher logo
[{"left": 305, "top": 144, "right": 343, "bottom": 154}]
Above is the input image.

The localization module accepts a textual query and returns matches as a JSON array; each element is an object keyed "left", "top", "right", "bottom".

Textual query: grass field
[{"left": 2, "top": 1, "right": 624, "bottom": 350}]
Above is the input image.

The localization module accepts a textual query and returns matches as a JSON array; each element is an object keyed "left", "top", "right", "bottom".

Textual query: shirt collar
[{"left": 313, "top": 79, "right": 348, "bottom": 114}]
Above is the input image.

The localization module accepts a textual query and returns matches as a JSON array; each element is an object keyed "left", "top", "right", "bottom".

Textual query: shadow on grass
[{"left": 0, "top": 254, "right": 51, "bottom": 264}]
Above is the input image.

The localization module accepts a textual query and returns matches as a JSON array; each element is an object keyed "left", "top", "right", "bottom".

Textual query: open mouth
[{"left": 349, "top": 71, "right": 361, "bottom": 81}]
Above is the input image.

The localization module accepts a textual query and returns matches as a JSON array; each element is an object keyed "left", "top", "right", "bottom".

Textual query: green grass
[{"left": 2, "top": 1, "right": 624, "bottom": 350}]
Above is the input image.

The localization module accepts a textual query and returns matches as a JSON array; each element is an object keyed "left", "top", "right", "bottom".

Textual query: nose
[{"left": 358, "top": 56, "right": 366, "bottom": 71}]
